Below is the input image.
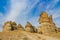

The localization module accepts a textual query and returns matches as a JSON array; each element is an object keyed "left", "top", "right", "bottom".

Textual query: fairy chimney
[
  {"left": 39, "top": 12, "right": 50, "bottom": 24},
  {"left": 25, "top": 22, "right": 37, "bottom": 33},
  {"left": 38, "top": 12, "right": 57, "bottom": 34}
]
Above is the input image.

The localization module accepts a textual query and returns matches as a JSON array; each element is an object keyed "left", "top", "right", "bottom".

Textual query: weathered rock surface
[
  {"left": 39, "top": 12, "right": 50, "bottom": 24},
  {"left": 0, "top": 31, "right": 60, "bottom": 40},
  {"left": 25, "top": 22, "right": 37, "bottom": 33},
  {"left": 1, "top": 11, "right": 60, "bottom": 40},
  {"left": 17, "top": 24, "right": 25, "bottom": 31},
  {"left": 2, "top": 21, "right": 25, "bottom": 32},
  {"left": 49, "top": 15, "right": 53, "bottom": 23},
  {"left": 38, "top": 12, "right": 58, "bottom": 34},
  {"left": 57, "top": 28, "right": 60, "bottom": 32},
  {"left": 3, "top": 21, "right": 17, "bottom": 32}
]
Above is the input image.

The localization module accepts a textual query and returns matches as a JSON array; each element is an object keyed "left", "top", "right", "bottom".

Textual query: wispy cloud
[
  {"left": 46, "top": 0, "right": 59, "bottom": 10},
  {"left": 46, "top": 9, "right": 60, "bottom": 19},
  {"left": 5, "top": 0, "right": 39, "bottom": 27},
  {"left": 0, "top": 0, "right": 60, "bottom": 31},
  {"left": 6, "top": 0, "right": 28, "bottom": 21},
  {"left": 28, "top": 16, "right": 39, "bottom": 28}
]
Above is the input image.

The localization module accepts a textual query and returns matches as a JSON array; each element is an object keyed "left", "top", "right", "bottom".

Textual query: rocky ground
[{"left": 0, "top": 30, "right": 60, "bottom": 40}]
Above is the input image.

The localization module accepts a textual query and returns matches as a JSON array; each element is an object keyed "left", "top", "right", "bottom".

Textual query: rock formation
[
  {"left": 49, "top": 15, "right": 53, "bottom": 23},
  {"left": 39, "top": 12, "right": 50, "bottom": 24},
  {"left": 3, "top": 21, "right": 11, "bottom": 32},
  {"left": 2, "top": 11, "right": 59, "bottom": 34},
  {"left": 17, "top": 24, "right": 25, "bottom": 31},
  {"left": 25, "top": 22, "right": 37, "bottom": 33},
  {"left": 38, "top": 12, "right": 57, "bottom": 34},
  {"left": 57, "top": 28, "right": 60, "bottom": 32},
  {"left": 1, "top": 11, "right": 60, "bottom": 40},
  {"left": 2, "top": 21, "right": 17, "bottom": 32}
]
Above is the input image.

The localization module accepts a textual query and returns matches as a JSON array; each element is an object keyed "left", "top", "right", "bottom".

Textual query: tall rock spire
[
  {"left": 38, "top": 11, "right": 57, "bottom": 34},
  {"left": 39, "top": 11, "right": 49, "bottom": 24}
]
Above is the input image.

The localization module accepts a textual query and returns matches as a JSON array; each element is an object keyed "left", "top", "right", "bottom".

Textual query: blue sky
[{"left": 0, "top": 0, "right": 60, "bottom": 31}]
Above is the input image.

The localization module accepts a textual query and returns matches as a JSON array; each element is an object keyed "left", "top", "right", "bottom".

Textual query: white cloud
[
  {"left": 5, "top": 0, "right": 39, "bottom": 21},
  {"left": 1, "top": 0, "right": 60, "bottom": 29},
  {"left": 4, "top": 0, "right": 39, "bottom": 27},
  {"left": 6, "top": 0, "right": 28, "bottom": 21}
]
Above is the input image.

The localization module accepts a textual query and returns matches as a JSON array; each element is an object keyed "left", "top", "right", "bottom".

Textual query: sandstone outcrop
[
  {"left": 25, "top": 22, "right": 37, "bottom": 33},
  {"left": 49, "top": 15, "right": 53, "bottom": 23},
  {"left": 17, "top": 24, "right": 25, "bottom": 31},
  {"left": 57, "top": 28, "right": 60, "bottom": 32},
  {"left": 2, "top": 11, "right": 59, "bottom": 34},
  {"left": 38, "top": 12, "right": 57, "bottom": 34},
  {"left": 3, "top": 21, "right": 17, "bottom": 32},
  {"left": 39, "top": 12, "right": 50, "bottom": 24},
  {"left": 1, "top": 11, "right": 60, "bottom": 40}
]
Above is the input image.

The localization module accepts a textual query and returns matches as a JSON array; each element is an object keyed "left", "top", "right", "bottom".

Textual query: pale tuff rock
[
  {"left": 1, "top": 11, "right": 60, "bottom": 40},
  {"left": 17, "top": 24, "right": 25, "bottom": 31},
  {"left": 25, "top": 22, "right": 37, "bottom": 33},
  {"left": 57, "top": 28, "right": 60, "bottom": 32},
  {"left": 38, "top": 12, "right": 57, "bottom": 34},
  {"left": 2, "top": 21, "right": 17, "bottom": 32},
  {"left": 3, "top": 21, "right": 12, "bottom": 32},
  {"left": 38, "top": 23, "right": 57, "bottom": 34},
  {"left": 39, "top": 12, "right": 50, "bottom": 24},
  {"left": 2, "top": 11, "right": 59, "bottom": 33},
  {"left": 11, "top": 21, "right": 17, "bottom": 30},
  {"left": 49, "top": 15, "right": 53, "bottom": 23}
]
